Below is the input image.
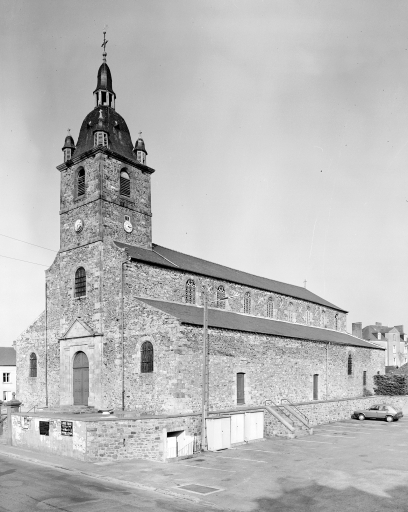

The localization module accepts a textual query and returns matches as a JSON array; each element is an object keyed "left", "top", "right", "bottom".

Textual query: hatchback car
[{"left": 352, "top": 404, "right": 403, "bottom": 422}]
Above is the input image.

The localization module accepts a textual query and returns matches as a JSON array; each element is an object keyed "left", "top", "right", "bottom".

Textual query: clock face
[
  {"left": 124, "top": 220, "right": 133, "bottom": 233},
  {"left": 74, "top": 219, "right": 83, "bottom": 233}
]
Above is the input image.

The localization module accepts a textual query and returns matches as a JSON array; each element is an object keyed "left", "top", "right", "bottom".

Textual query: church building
[{"left": 15, "top": 43, "right": 384, "bottom": 425}]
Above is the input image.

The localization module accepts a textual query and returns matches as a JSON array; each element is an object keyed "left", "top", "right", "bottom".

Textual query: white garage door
[
  {"left": 231, "top": 414, "right": 245, "bottom": 444},
  {"left": 245, "top": 412, "right": 264, "bottom": 441},
  {"left": 206, "top": 417, "right": 231, "bottom": 451}
]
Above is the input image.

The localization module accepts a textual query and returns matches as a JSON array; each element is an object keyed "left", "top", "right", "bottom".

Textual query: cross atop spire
[{"left": 101, "top": 31, "right": 108, "bottom": 62}]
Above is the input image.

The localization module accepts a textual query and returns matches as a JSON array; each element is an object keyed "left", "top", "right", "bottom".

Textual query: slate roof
[
  {"left": 0, "top": 347, "right": 16, "bottom": 366},
  {"left": 136, "top": 297, "right": 382, "bottom": 350},
  {"left": 73, "top": 106, "right": 135, "bottom": 162},
  {"left": 115, "top": 241, "right": 347, "bottom": 312}
]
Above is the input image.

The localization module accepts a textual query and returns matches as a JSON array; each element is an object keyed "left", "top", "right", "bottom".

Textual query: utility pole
[{"left": 201, "top": 292, "right": 209, "bottom": 451}]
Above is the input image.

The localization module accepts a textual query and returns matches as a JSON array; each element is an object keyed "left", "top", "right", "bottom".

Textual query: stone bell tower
[{"left": 51, "top": 35, "right": 156, "bottom": 408}]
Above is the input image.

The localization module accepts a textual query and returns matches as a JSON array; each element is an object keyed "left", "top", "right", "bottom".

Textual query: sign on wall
[
  {"left": 61, "top": 421, "right": 73, "bottom": 436},
  {"left": 39, "top": 421, "right": 50, "bottom": 436}
]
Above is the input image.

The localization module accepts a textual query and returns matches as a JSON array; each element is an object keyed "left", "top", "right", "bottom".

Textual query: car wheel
[
  {"left": 385, "top": 415, "right": 393, "bottom": 422},
  {"left": 358, "top": 414, "right": 365, "bottom": 421}
]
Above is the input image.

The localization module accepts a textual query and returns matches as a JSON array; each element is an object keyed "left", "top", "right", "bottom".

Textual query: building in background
[
  {"left": 352, "top": 322, "right": 407, "bottom": 367},
  {"left": 0, "top": 347, "right": 16, "bottom": 401}
]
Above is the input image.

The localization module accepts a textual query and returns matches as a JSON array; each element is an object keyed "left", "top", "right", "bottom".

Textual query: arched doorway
[{"left": 73, "top": 351, "right": 89, "bottom": 405}]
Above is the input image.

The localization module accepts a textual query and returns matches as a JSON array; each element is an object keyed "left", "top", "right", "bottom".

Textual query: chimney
[
  {"left": 375, "top": 322, "right": 382, "bottom": 326},
  {"left": 352, "top": 322, "right": 363, "bottom": 338}
]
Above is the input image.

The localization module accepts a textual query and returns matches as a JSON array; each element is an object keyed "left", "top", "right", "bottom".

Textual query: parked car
[{"left": 352, "top": 404, "right": 403, "bottom": 422}]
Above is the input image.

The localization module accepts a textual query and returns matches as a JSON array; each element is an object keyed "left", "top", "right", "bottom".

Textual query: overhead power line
[
  {"left": 0, "top": 233, "right": 57, "bottom": 252},
  {"left": 0, "top": 254, "right": 49, "bottom": 267}
]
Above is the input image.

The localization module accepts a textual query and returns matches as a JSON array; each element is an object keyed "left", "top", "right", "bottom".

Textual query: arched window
[
  {"left": 306, "top": 306, "right": 312, "bottom": 325},
  {"left": 29, "top": 353, "right": 37, "bottom": 378},
  {"left": 335, "top": 314, "right": 339, "bottom": 331},
  {"left": 322, "top": 310, "right": 327, "bottom": 328},
  {"left": 94, "top": 131, "right": 108, "bottom": 147},
  {"left": 243, "top": 292, "right": 251, "bottom": 314},
  {"left": 185, "top": 279, "right": 195, "bottom": 304},
  {"left": 75, "top": 267, "right": 86, "bottom": 298},
  {"left": 141, "top": 341, "right": 153, "bottom": 373},
  {"left": 64, "top": 148, "right": 72, "bottom": 162},
  {"left": 267, "top": 297, "right": 274, "bottom": 318},
  {"left": 348, "top": 354, "right": 353, "bottom": 376},
  {"left": 77, "top": 169, "right": 85, "bottom": 197},
  {"left": 288, "top": 302, "right": 295, "bottom": 322},
  {"left": 216, "top": 285, "right": 226, "bottom": 309},
  {"left": 120, "top": 170, "right": 130, "bottom": 197}
]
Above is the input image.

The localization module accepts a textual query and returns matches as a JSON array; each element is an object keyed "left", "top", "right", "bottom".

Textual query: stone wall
[{"left": 126, "top": 262, "right": 347, "bottom": 331}]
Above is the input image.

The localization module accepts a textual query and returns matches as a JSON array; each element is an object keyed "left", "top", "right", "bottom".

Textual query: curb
[{"left": 0, "top": 448, "right": 230, "bottom": 511}]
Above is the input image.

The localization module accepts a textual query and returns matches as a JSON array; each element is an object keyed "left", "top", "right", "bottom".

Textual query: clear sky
[{"left": 1, "top": 0, "right": 408, "bottom": 346}]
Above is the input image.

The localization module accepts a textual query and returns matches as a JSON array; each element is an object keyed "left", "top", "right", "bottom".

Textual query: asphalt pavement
[{"left": 2, "top": 415, "right": 408, "bottom": 511}]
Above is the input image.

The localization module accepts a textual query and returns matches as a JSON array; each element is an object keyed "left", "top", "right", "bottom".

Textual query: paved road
[{"left": 0, "top": 455, "right": 219, "bottom": 512}]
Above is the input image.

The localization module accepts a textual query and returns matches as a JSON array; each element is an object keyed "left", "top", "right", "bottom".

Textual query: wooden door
[
  {"left": 313, "top": 374, "right": 319, "bottom": 400},
  {"left": 73, "top": 351, "right": 89, "bottom": 405}
]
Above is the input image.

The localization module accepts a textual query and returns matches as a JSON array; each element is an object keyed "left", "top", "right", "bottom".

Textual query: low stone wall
[
  {"left": 9, "top": 396, "right": 408, "bottom": 461},
  {"left": 295, "top": 395, "right": 408, "bottom": 426},
  {"left": 10, "top": 411, "right": 201, "bottom": 462}
]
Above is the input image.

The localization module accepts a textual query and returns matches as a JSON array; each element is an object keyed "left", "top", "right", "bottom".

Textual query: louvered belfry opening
[
  {"left": 348, "top": 354, "right": 353, "bottom": 375},
  {"left": 75, "top": 267, "right": 86, "bottom": 298},
  {"left": 267, "top": 297, "right": 274, "bottom": 318},
  {"left": 141, "top": 341, "right": 153, "bottom": 373},
  {"left": 120, "top": 170, "right": 130, "bottom": 196},
  {"left": 77, "top": 169, "right": 85, "bottom": 196},
  {"left": 29, "top": 352, "right": 37, "bottom": 377}
]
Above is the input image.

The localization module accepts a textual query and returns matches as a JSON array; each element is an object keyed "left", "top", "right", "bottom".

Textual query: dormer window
[
  {"left": 137, "top": 151, "right": 146, "bottom": 165},
  {"left": 94, "top": 131, "right": 108, "bottom": 147},
  {"left": 64, "top": 148, "right": 72, "bottom": 162}
]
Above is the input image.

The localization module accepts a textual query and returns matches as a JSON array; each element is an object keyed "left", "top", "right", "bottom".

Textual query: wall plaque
[
  {"left": 61, "top": 421, "right": 73, "bottom": 436},
  {"left": 39, "top": 421, "right": 50, "bottom": 436}
]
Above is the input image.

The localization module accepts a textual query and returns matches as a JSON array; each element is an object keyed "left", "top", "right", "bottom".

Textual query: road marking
[
  {"left": 293, "top": 439, "right": 333, "bottom": 444},
  {"left": 214, "top": 455, "right": 267, "bottom": 463},
  {"left": 315, "top": 429, "right": 371, "bottom": 435},
  {"left": 176, "top": 464, "right": 236, "bottom": 473},
  {"left": 236, "top": 449, "right": 278, "bottom": 454},
  {"left": 313, "top": 434, "right": 357, "bottom": 438}
]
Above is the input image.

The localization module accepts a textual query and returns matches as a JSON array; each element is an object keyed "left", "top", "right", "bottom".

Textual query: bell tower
[{"left": 57, "top": 36, "right": 155, "bottom": 253}]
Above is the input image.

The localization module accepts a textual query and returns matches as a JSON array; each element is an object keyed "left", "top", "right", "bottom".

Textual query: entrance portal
[{"left": 73, "top": 351, "right": 89, "bottom": 405}]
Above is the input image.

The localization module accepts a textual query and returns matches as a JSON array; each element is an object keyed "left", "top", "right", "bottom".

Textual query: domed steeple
[
  {"left": 93, "top": 32, "right": 116, "bottom": 109},
  {"left": 62, "top": 129, "right": 75, "bottom": 162},
  {"left": 134, "top": 132, "right": 147, "bottom": 165}
]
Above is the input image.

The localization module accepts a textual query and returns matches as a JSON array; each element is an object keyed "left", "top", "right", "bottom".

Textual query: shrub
[
  {"left": 373, "top": 374, "right": 408, "bottom": 395},
  {"left": 363, "top": 388, "right": 373, "bottom": 396}
]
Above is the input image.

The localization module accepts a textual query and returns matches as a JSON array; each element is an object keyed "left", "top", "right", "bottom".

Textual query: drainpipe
[
  {"left": 201, "top": 293, "right": 209, "bottom": 451},
  {"left": 326, "top": 342, "right": 330, "bottom": 399},
  {"left": 121, "top": 260, "right": 126, "bottom": 411},
  {"left": 45, "top": 282, "right": 48, "bottom": 407}
]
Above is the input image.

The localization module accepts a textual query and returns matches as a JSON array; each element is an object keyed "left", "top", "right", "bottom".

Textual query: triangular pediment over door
[{"left": 62, "top": 318, "right": 95, "bottom": 339}]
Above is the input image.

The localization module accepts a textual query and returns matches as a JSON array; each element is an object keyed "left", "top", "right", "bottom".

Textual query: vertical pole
[
  {"left": 121, "top": 261, "right": 126, "bottom": 411},
  {"left": 326, "top": 342, "right": 329, "bottom": 399},
  {"left": 201, "top": 293, "right": 208, "bottom": 451},
  {"left": 45, "top": 282, "right": 48, "bottom": 407}
]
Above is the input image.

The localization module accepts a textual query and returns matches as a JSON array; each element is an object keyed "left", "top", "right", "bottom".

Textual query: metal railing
[{"left": 280, "top": 398, "right": 310, "bottom": 425}]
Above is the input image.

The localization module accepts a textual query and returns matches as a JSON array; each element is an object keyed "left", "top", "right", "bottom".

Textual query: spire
[
  {"left": 134, "top": 131, "right": 148, "bottom": 165},
  {"left": 93, "top": 31, "right": 116, "bottom": 109}
]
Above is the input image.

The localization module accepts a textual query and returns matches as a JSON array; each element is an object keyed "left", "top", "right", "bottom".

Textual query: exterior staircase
[{"left": 264, "top": 399, "right": 314, "bottom": 438}]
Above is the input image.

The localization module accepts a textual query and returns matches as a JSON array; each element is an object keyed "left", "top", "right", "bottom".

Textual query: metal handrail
[{"left": 280, "top": 398, "right": 310, "bottom": 425}]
